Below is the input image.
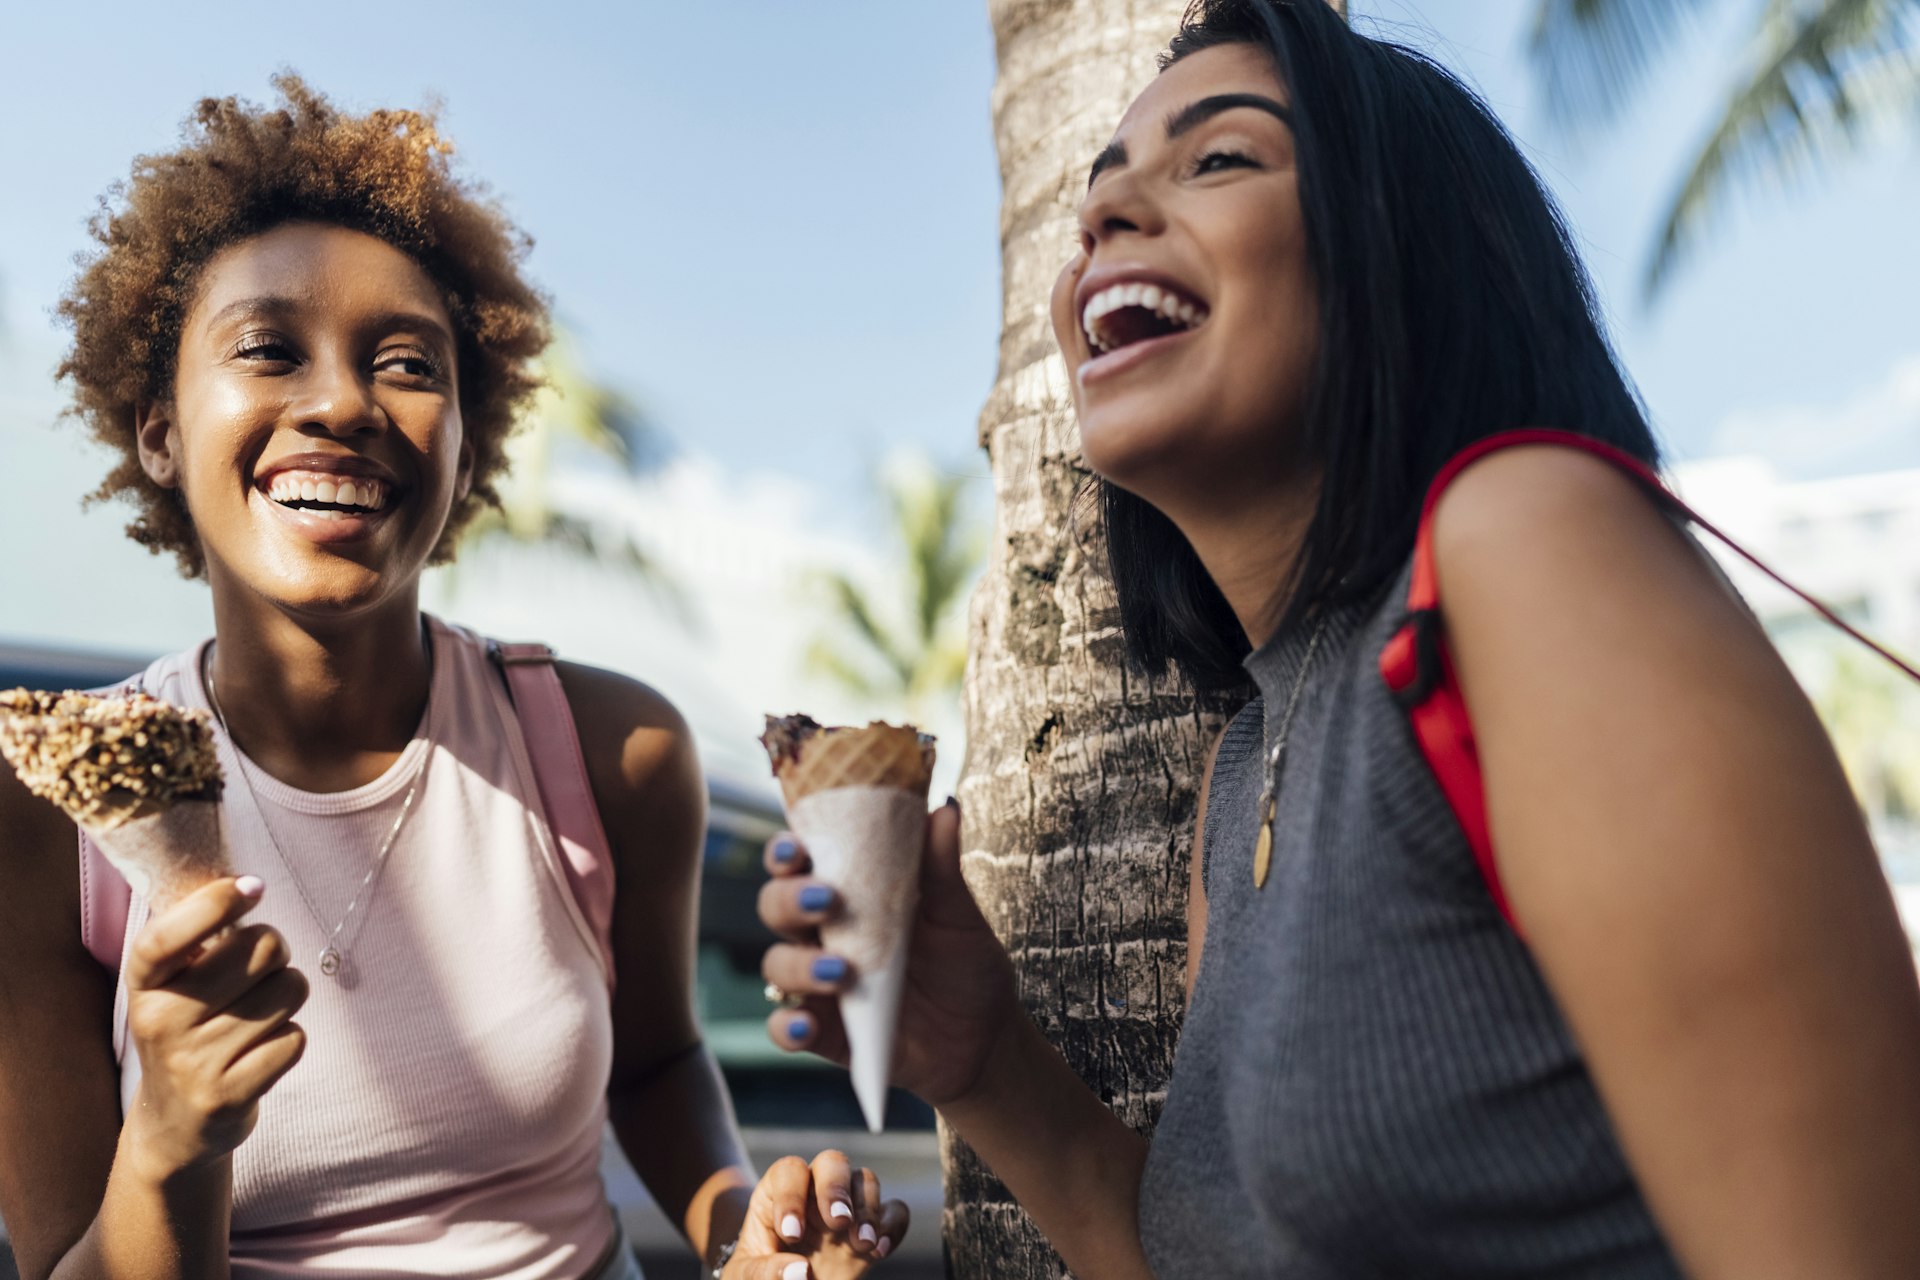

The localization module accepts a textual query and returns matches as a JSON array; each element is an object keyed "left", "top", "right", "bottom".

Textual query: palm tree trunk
[
  {"left": 944, "top": 3, "right": 1210, "bottom": 1276},
  {"left": 949, "top": 1, "right": 1346, "bottom": 1274}
]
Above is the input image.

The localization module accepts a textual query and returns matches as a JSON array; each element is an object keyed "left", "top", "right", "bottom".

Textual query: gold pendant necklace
[
  {"left": 1253, "top": 615, "right": 1328, "bottom": 888},
  {"left": 202, "top": 647, "right": 426, "bottom": 981}
]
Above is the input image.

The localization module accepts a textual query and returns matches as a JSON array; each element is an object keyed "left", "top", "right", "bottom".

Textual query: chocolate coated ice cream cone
[{"left": 1, "top": 688, "right": 229, "bottom": 909}]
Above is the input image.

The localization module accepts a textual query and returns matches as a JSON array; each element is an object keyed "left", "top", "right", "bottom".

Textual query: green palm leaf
[
  {"left": 1528, "top": 0, "right": 1727, "bottom": 131},
  {"left": 807, "top": 453, "right": 984, "bottom": 715},
  {"left": 450, "top": 327, "right": 684, "bottom": 611},
  {"left": 1645, "top": 0, "right": 1920, "bottom": 296}
]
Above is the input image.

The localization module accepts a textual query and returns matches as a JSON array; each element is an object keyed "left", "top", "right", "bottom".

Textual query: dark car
[{"left": 0, "top": 640, "right": 941, "bottom": 1279}]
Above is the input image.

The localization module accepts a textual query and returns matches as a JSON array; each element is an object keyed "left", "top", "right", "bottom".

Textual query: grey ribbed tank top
[{"left": 1138, "top": 563, "right": 1682, "bottom": 1278}]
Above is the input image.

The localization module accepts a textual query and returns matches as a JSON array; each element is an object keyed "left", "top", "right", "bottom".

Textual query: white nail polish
[
  {"left": 782, "top": 1263, "right": 809, "bottom": 1280},
  {"left": 859, "top": 1222, "right": 878, "bottom": 1245},
  {"left": 780, "top": 1212, "right": 803, "bottom": 1240},
  {"left": 830, "top": 1200, "right": 853, "bottom": 1221},
  {"left": 876, "top": 1237, "right": 893, "bottom": 1259}
]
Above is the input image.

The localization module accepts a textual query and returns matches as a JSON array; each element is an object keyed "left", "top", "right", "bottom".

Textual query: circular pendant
[{"left": 319, "top": 946, "right": 343, "bottom": 978}]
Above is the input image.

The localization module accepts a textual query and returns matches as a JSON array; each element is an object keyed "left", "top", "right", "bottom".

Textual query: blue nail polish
[
  {"left": 799, "top": 885, "right": 833, "bottom": 912},
  {"left": 787, "top": 1017, "right": 811, "bottom": 1041},
  {"left": 812, "top": 955, "right": 848, "bottom": 982},
  {"left": 772, "top": 837, "right": 798, "bottom": 864}
]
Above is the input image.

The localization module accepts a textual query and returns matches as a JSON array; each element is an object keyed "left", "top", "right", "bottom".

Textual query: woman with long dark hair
[{"left": 757, "top": 2, "right": 1920, "bottom": 1275}]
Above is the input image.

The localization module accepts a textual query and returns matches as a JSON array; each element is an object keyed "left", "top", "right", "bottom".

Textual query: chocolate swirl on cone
[{"left": 760, "top": 714, "right": 935, "bottom": 809}]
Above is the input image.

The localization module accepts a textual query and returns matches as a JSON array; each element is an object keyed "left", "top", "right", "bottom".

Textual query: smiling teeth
[
  {"left": 1081, "top": 281, "right": 1208, "bottom": 354},
  {"left": 265, "top": 471, "right": 388, "bottom": 511}
]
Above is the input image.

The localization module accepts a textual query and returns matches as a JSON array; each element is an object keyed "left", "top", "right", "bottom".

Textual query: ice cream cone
[
  {"left": 761, "top": 716, "right": 934, "bottom": 810},
  {"left": 1, "top": 688, "right": 228, "bottom": 912},
  {"left": 761, "top": 715, "right": 935, "bottom": 1132},
  {"left": 91, "top": 799, "right": 230, "bottom": 912}
]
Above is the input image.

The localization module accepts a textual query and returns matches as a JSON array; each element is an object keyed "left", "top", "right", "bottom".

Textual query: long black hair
[{"left": 1102, "top": 0, "right": 1659, "bottom": 690}]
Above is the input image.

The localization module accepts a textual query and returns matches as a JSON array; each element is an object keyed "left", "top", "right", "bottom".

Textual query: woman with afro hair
[
  {"left": 757, "top": 1, "right": 1920, "bottom": 1277},
  {"left": 0, "top": 77, "right": 905, "bottom": 1280}
]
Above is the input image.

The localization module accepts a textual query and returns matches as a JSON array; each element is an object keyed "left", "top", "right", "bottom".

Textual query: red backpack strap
[
  {"left": 1379, "top": 428, "right": 1920, "bottom": 933},
  {"left": 487, "top": 641, "right": 619, "bottom": 988}
]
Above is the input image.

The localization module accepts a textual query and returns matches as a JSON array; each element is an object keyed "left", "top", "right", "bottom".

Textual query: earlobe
[
  {"left": 455, "top": 438, "right": 474, "bottom": 503},
  {"left": 134, "top": 403, "right": 180, "bottom": 489}
]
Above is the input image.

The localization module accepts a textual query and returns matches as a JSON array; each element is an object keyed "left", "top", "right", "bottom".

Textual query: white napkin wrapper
[
  {"left": 786, "top": 784, "right": 926, "bottom": 1133},
  {"left": 89, "top": 800, "right": 230, "bottom": 914}
]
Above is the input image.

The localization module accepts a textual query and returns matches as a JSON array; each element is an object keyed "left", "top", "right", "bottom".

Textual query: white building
[
  {"left": 1673, "top": 456, "right": 1920, "bottom": 937},
  {"left": 1673, "top": 456, "right": 1920, "bottom": 648}
]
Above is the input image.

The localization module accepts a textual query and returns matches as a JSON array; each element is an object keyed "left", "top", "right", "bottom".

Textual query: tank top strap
[{"left": 486, "top": 639, "right": 618, "bottom": 990}]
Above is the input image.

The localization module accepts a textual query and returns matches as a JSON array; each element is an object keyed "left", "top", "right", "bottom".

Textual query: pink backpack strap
[
  {"left": 1379, "top": 428, "right": 1920, "bottom": 933},
  {"left": 80, "top": 830, "right": 133, "bottom": 973},
  {"left": 78, "top": 677, "right": 141, "bottom": 974},
  {"left": 487, "top": 641, "right": 619, "bottom": 988}
]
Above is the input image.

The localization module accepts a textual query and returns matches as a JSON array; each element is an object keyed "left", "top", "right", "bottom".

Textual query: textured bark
[
  {"left": 948, "top": 2, "right": 1346, "bottom": 1276},
  {"left": 944, "top": 3, "right": 1213, "bottom": 1277}
]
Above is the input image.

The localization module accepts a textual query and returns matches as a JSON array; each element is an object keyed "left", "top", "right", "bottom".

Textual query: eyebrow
[
  {"left": 202, "top": 296, "right": 299, "bottom": 330},
  {"left": 202, "top": 296, "right": 454, "bottom": 348},
  {"left": 1087, "top": 92, "right": 1293, "bottom": 188}
]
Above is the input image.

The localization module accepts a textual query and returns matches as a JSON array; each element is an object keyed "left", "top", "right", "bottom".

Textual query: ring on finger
[{"left": 764, "top": 981, "right": 805, "bottom": 1009}]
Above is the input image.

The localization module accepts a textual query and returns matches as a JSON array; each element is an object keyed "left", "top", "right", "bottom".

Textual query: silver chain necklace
[
  {"left": 1252, "top": 614, "right": 1329, "bottom": 889},
  {"left": 203, "top": 648, "right": 426, "bottom": 980}
]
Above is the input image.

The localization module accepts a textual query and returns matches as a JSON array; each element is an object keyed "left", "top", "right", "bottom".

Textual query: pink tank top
[{"left": 104, "top": 618, "right": 619, "bottom": 1277}]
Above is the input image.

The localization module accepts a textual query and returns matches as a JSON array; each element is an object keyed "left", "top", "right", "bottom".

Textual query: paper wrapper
[
  {"left": 761, "top": 716, "right": 934, "bottom": 1132},
  {"left": 1, "top": 688, "right": 229, "bottom": 912},
  {"left": 786, "top": 785, "right": 927, "bottom": 1133},
  {"left": 90, "top": 799, "right": 230, "bottom": 913}
]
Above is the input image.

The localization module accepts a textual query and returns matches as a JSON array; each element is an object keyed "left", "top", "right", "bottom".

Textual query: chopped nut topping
[{"left": 0, "top": 688, "right": 224, "bottom": 829}]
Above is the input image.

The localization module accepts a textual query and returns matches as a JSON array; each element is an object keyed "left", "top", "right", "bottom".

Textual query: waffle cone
[
  {"left": 92, "top": 799, "right": 230, "bottom": 914},
  {"left": 766, "top": 721, "right": 934, "bottom": 810}
]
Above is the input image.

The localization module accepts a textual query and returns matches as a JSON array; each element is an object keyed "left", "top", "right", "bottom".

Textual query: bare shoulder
[
  {"left": 552, "top": 661, "right": 704, "bottom": 852},
  {"left": 1425, "top": 444, "right": 1920, "bottom": 1274},
  {"left": 0, "top": 753, "right": 121, "bottom": 1270},
  {"left": 552, "top": 670, "right": 708, "bottom": 1060},
  {"left": 1194, "top": 718, "right": 1233, "bottom": 833},
  {"left": 0, "top": 764, "right": 87, "bottom": 961},
  {"left": 1432, "top": 443, "right": 1702, "bottom": 598},
  {"left": 555, "top": 662, "right": 698, "bottom": 794},
  {"left": 1185, "top": 718, "right": 1236, "bottom": 996}
]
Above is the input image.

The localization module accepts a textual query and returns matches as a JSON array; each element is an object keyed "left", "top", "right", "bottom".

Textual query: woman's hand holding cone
[
  {"left": 758, "top": 800, "right": 1019, "bottom": 1110},
  {"left": 120, "top": 877, "right": 309, "bottom": 1179}
]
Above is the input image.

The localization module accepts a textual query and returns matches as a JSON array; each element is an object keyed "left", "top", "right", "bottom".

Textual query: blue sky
[{"left": 2, "top": 0, "right": 1916, "bottom": 576}]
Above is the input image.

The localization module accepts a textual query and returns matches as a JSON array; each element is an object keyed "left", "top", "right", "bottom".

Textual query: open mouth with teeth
[
  {"left": 261, "top": 471, "right": 393, "bottom": 522},
  {"left": 1082, "top": 282, "right": 1209, "bottom": 356}
]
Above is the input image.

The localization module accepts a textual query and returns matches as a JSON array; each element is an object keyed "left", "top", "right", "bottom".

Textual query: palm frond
[
  {"left": 805, "top": 453, "right": 985, "bottom": 707},
  {"left": 804, "top": 639, "right": 889, "bottom": 701},
  {"left": 1645, "top": 0, "right": 1920, "bottom": 297},
  {"left": 893, "top": 467, "right": 979, "bottom": 646},
  {"left": 526, "top": 333, "right": 671, "bottom": 475},
  {"left": 911, "top": 642, "right": 970, "bottom": 704},
  {"left": 459, "top": 508, "right": 693, "bottom": 620},
  {"left": 1529, "top": 0, "right": 1727, "bottom": 132},
  {"left": 820, "top": 571, "right": 917, "bottom": 690}
]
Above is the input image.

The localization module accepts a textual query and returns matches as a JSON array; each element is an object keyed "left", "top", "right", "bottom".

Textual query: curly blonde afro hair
[{"left": 57, "top": 74, "right": 551, "bottom": 578}]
